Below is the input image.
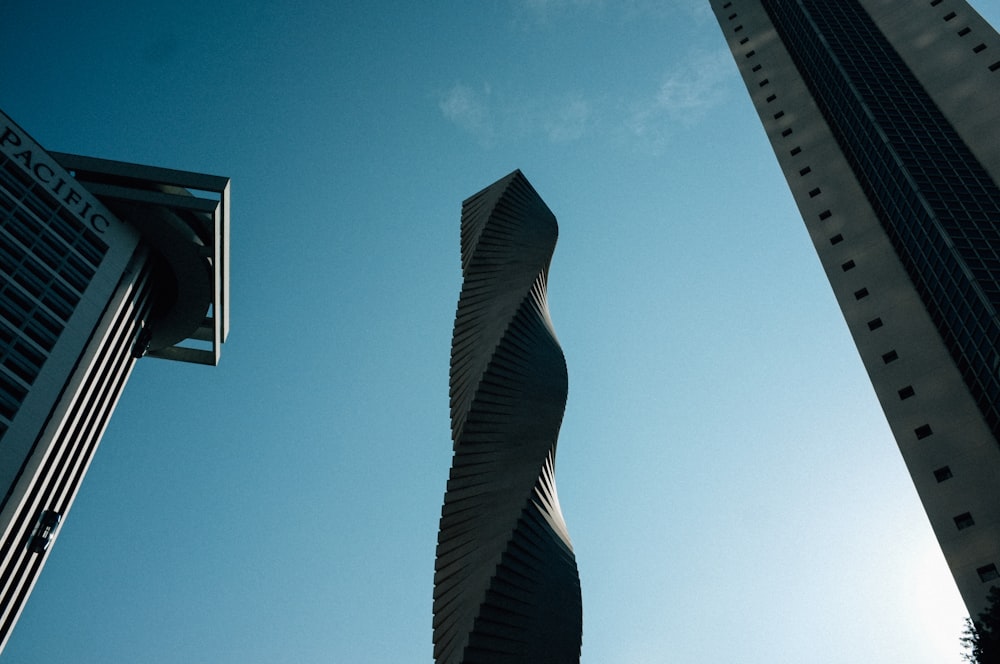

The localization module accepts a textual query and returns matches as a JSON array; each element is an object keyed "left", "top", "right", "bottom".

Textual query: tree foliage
[{"left": 963, "top": 586, "right": 1000, "bottom": 664}]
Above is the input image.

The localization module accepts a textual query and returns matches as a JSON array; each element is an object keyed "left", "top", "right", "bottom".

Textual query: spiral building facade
[{"left": 433, "top": 171, "right": 581, "bottom": 663}]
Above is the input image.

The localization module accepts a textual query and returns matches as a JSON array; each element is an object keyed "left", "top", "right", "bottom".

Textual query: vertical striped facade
[
  {"left": 434, "top": 171, "right": 582, "bottom": 663},
  {"left": 0, "top": 108, "right": 229, "bottom": 651},
  {"left": 711, "top": 0, "right": 1000, "bottom": 617}
]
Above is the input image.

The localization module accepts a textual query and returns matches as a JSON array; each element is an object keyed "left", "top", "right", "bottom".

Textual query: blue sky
[{"left": 3, "top": 1, "right": 999, "bottom": 662}]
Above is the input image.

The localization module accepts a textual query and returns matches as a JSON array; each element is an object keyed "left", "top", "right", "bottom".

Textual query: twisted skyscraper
[{"left": 433, "top": 171, "right": 582, "bottom": 663}]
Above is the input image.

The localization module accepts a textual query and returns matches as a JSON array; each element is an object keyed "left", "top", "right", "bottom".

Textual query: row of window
[
  {"left": 0, "top": 156, "right": 106, "bottom": 436},
  {"left": 725, "top": 0, "right": 1000, "bottom": 589},
  {"left": 930, "top": 0, "right": 1000, "bottom": 70},
  {"left": 770, "top": 0, "right": 1000, "bottom": 471},
  {"left": 767, "top": 0, "right": 997, "bottom": 576},
  {"left": 827, "top": 217, "right": 993, "bottom": 560},
  {"left": 732, "top": 0, "right": 955, "bottom": 478}
]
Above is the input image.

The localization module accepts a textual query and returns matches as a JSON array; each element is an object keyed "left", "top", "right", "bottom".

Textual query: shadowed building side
[
  {"left": 434, "top": 171, "right": 582, "bottom": 663},
  {"left": 710, "top": 0, "right": 1000, "bottom": 617}
]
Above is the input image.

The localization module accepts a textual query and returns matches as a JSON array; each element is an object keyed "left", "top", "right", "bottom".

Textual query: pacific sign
[{"left": 0, "top": 112, "right": 114, "bottom": 235}]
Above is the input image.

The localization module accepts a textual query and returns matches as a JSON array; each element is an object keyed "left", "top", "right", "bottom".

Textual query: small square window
[
  {"left": 829, "top": 233, "right": 843, "bottom": 244},
  {"left": 841, "top": 259, "right": 855, "bottom": 271},
  {"left": 974, "top": 43, "right": 987, "bottom": 53},
  {"left": 808, "top": 186, "right": 821, "bottom": 196},
  {"left": 799, "top": 166, "right": 811, "bottom": 176},
  {"left": 978, "top": 564, "right": 999, "bottom": 582},
  {"left": 766, "top": 93, "right": 777, "bottom": 102},
  {"left": 820, "top": 210, "right": 833, "bottom": 221},
  {"left": 915, "top": 424, "right": 933, "bottom": 439},
  {"left": 790, "top": 146, "right": 801, "bottom": 156},
  {"left": 853, "top": 287, "right": 869, "bottom": 299},
  {"left": 958, "top": 27, "right": 971, "bottom": 36},
  {"left": 774, "top": 110, "right": 785, "bottom": 119},
  {"left": 934, "top": 466, "right": 953, "bottom": 482},
  {"left": 954, "top": 512, "right": 975, "bottom": 530},
  {"left": 882, "top": 350, "right": 898, "bottom": 363},
  {"left": 898, "top": 385, "right": 915, "bottom": 400},
  {"left": 944, "top": 11, "right": 956, "bottom": 20},
  {"left": 867, "top": 318, "right": 883, "bottom": 331},
  {"left": 752, "top": 63, "right": 762, "bottom": 71}
]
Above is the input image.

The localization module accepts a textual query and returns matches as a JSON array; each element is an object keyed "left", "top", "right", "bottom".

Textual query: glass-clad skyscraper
[
  {"left": 711, "top": 0, "right": 1000, "bottom": 617},
  {"left": 0, "top": 108, "right": 229, "bottom": 651}
]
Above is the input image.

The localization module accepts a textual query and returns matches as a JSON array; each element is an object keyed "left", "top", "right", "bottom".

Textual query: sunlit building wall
[
  {"left": 0, "top": 108, "right": 229, "bottom": 651},
  {"left": 711, "top": 0, "right": 1000, "bottom": 618}
]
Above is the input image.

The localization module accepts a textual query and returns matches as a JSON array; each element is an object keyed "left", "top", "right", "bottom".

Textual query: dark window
[
  {"left": 930, "top": 0, "right": 942, "bottom": 5},
  {"left": 774, "top": 110, "right": 785, "bottom": 119},
  {"left": 752, "top": 63, "right": 761, "bottom": 71},
  {"left": 954, "top": 512, "right": 975, "bottom": 530},
  {"left": 978, "top": 564, "right": 999, "bottom": 582},
  {"left": 830, "top": 233, "right": 844, "bottom": 244},
  {"left": 766, "top": 93, "right": 776, "bottom": 102},
  {"left": 782, "top": 128, "right": 794, "bottom": 137},
  {"left": 958, "top": 26, "right": 971, "bottom": 36},
  {"left": 759, "top": 78, "right": 770, "bottom": 87},
  {"left": 741, "top": 37, "right": 750, "bottom": 45},
  {"left": 728, "top": 13, "right": 737, "bottom": 20},
  {"left": 854, "top": 287, "right": 869, "bottom": 299},
  {"left": 898, "top": 385, "right": 916, "bottom": 400},
  {"left": 808, "top": 186, "right": 821, "bottom": 196},
  {"left": 944, "top": 11, "right": 956, "bottom": 20},
  {"left": 790, "top": 146, "right": 802, "bottom": 156},
  {"left": 746, "top": 50, "right": 756, "bottom": 58},
  {"left": 991, "top": 61, "right": 1000, "bottom": 72},
  {"left": 867, "top": 318, "right": 883, "bottom": 331},
  {"left": 915, "top": 424, "right": 933, "bottom": 439},
  {"left": 882, "top": 350, "right": 899, "bottom": 363},
  {"left": 734, "top": 25, "right": 743, "bottom": 32},
  {"left": 934, "top": 466, "right": 953, "bottom": 482},
  {"left": 974, "top": 43, "right": 987, "bottom": 53},
  {"left": 820, "top": 210, "right": 833, "bottom": 221},
  {"left": 799, "top": 166, "right": 811, "bottom": 175},
  {"left": 722, "top": 2, "right": 732, "bottom": 7},
  {"left": 841, "top": 259, "right": 855, "bottom": 271}
]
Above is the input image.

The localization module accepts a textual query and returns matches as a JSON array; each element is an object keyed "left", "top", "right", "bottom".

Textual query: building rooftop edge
[{"left": 52, "top": 152, "right": 230, "bottom": 366}]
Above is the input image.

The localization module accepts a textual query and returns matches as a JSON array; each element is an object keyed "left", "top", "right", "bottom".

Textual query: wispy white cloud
[
  {"left": 437, "top": 50, "right": 734, "bottom": 152},
  {"left": 513, "top": 0, "right": 604, "bottom": 23},
  {"left": 653, "top": 50, "right": 732, "bottom": 116},
  {"left": 438, "top": 85, "right": 598, "bottom": 147},
  {"left": 438, "top": 83, "right": 495, "bottom": 146},
  {"left": 623, "top": 49, "right": 734, "bottom": 151},
  {"left": 513, "top": 0, "right": 709, "bottom": 25},
  {"left": 544, "top": 96, "right": 593, "bottom": 143}
]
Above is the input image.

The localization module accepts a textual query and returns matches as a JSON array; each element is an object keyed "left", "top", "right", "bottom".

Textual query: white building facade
[{"left": 0, "top": 109, "right": 229, "bottom": 650}]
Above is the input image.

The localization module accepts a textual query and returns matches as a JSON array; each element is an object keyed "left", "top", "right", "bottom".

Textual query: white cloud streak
[{"left": 438, "top": 83, "right": 495, "bottom": 147}]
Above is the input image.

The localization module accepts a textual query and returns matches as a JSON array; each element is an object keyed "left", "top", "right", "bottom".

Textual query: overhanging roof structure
[{"left": 51, "top": 153, "right": 230, "bottom": 365}]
